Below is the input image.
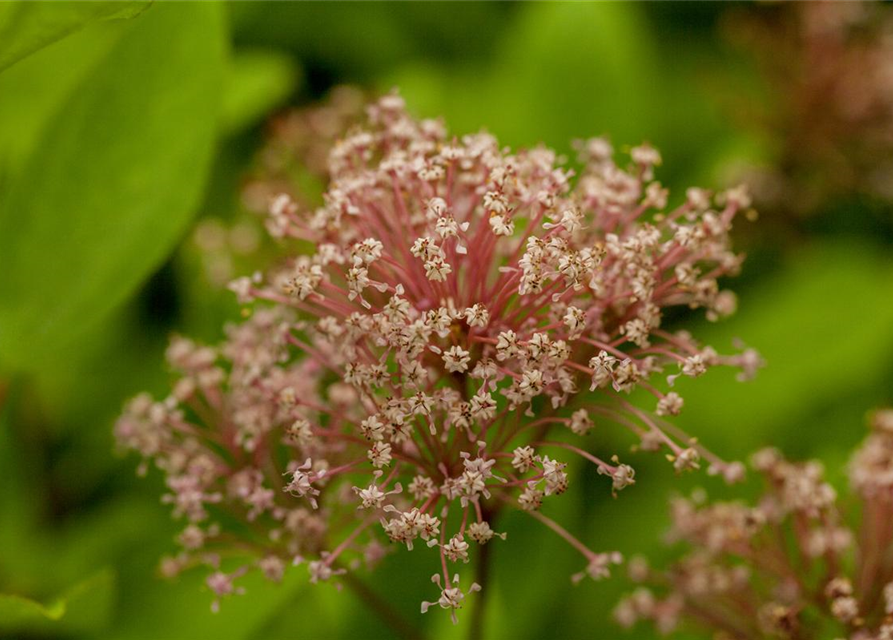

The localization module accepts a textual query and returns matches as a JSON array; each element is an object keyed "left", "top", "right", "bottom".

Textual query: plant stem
[
  {"left": 468, "top": 533, "right": 492, "bottom": 640},
  {"left": 342, "top": 572, "right": 425, "bottom": 640},
  {"left": 0, "top": 378, "right": 9, "bottom": 415}
]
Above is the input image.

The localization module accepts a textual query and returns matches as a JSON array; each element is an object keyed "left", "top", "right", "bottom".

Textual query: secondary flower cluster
[
  {"left": 116, "top": 92, "right": 758, "bottom": 621},
  {"left": 616, "top": 408, "right": 893, "bottom": 640},
  {"left": 242, "top": 85, "right": 367, "bottom": 215},
  {"left": 724, "top": 0, "right": 893, "bottom": 214}
]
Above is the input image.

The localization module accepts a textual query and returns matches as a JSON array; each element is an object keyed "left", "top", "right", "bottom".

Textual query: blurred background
[{"left": 1, "top": 2, "right": 892, "bottom": 638}]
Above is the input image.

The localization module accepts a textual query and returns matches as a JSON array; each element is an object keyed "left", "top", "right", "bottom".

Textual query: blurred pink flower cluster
[
  {"left": 725, "top": 0, "right": 893, "bottom": 214},
  {"left": 191, "top": 86, "right": 367, "bottom": 288},
  {"left": 617, "top": 409, "right": 893, "bottom": 640}
]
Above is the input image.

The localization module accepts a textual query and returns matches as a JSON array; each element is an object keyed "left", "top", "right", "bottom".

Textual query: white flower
[
  {"left": 467, "top": 521, "right": 506, "bottom": 544},
  {"left": 672, "top": 448, "right": 701, "bottom": 473},
  {"left": 367, "top": 442, "right": 392, "bottom": 468},
  {"left": 518, "top": 486, "right": 544, "bottom": 511},
  {"left": 682, "top": 354, "right": 706, "bottom": 378},
  {"left": 495, "top": 330, "right": 521, "bottom": 361},
  {"left": 443, "top": 346, "right": 471, "bottom": 373},
  {"left": 572, "top": 551, "right": 623, "bottom": 584},
  {"left": 424, "top": 257, "right": 452, "bottom": 282},
  {"left": 283, "top": 458, "right": 321, "bottom": 508},
  {"left": 656, "top": 392, "right": 683, "bottom": 417},
  {"left": 469, "top": 391, "right": 497, "bottom": 422},
  {"left": 442, "top": 534, "right": 470, "bottom": 563},
  {"left": 489, "top": 214, "right": 514, "bottom": 236},
  {"left": 589, "top": 350, "right": 616, "bottom": 390},
  {"left": 421, "top": 574, "right": 481, "bottom": 625},
  {"left": 563, "top": 306, "right": 586, "bottom": 338},
  {"left": 463, "top": 304, "right": 489, "bottom": 328},
  {"left": 569, "top": 409, "right": 593, "bottom": 436},
  {"left": 512, "top": 446, "right": 537, "bottom": 473},
  {"left": 282, "top": 259, "right": 323, "bottom": 300},
  {"left": 599, "top": 462, "right": 636, "bottom": 493},
  {"left": 360, "top": 415, "right": 386, "bottom": 441}
]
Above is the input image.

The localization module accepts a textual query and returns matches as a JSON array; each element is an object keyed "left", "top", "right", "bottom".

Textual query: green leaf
[
  {"left": 112, "top": 569, "right": 306, "bottom": 640},
  {"left": 0, "top": 1, "right": 150, "bottom": 73},
  {"left": 0, "top": 20, "right": 129, "bottom": 183},
  {"left": 0, "top": 594, "right": 65, "bottom": 627},
  {"left": 0, "top": 569, "right": 115, "bottom": 635},
  {"left": 0, "top": 2, "right": 226, "bottom": 371},
  {"left": 222, "top": 49, "right": 301, "bottom": 136}
]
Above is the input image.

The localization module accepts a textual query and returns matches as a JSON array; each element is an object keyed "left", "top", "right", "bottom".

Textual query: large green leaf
[
  {"left": 0, "top": 569, "right": 115, "bottom": 635},
  {"left": 0, "top": 2, "right": 226, "bottom": 370},
  {"left": 0, "top": 1, "right": 150, "bottom": 73},
  {"left": 0, "top": 22, "right": 129, "bottom": 184}
]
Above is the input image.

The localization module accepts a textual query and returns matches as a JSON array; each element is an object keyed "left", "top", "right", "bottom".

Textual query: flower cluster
[
  {"left": 724, "top": 0, "right": 893, "bottom": 214},
  {"left": 116, "top": 92, "right": 758, "bottom": 620},
  {"left": 616, "top": 408, "right": 893, "bottom": 640}
]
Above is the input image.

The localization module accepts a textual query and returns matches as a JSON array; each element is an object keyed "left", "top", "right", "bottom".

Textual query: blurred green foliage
[
  {"left": 0, "top": 1, "right": 149, "bottom": 72},
  {"left": 0, "top": 570, "right": 115, "bottom": 637},
  {"left": 0, "top": 2, "right": 226, "bottom": 368},
  {"left": 222, "top": 49, "right": 301, "bottom": 136},
  {"left": 0, "top": 2, "right": 891, "bottom": 639}
]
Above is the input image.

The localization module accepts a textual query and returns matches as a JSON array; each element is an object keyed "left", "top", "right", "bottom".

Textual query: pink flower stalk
[
  {"left": 116, "top": 92, "right": 759, "bottom": 621},
  {"left": 616, "top": 408, "right": 893, "bottom": 640}
]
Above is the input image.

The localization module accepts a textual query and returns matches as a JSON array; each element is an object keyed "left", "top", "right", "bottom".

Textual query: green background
[{"left": 1, "top": 3, "right": 891, "bottom": 639}]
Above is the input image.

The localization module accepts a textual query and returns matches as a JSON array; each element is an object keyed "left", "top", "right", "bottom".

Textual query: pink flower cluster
[
  {"left": 116, "top": 92, "right": 758, "bottom": 620},
  {"left": 617, "top": 409, "right": 893, "bottom": 640}
]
